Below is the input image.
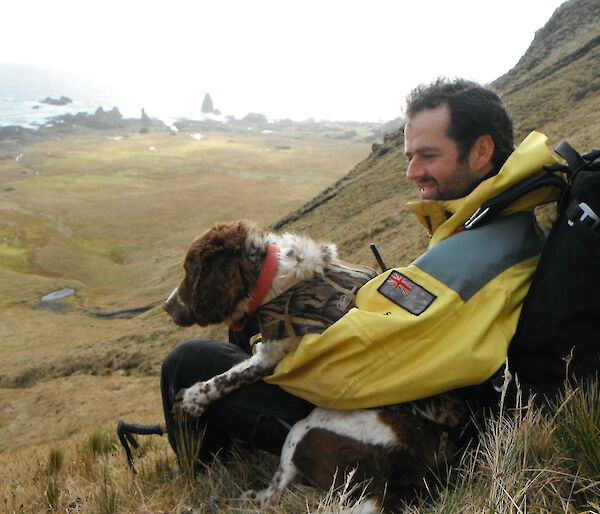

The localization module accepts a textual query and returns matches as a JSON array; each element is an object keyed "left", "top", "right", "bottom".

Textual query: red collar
[
  {"left": 248, "top": 244, "right": 280, "bottom": 312},
  {"left": 230, "top": 244, "right": 280, "bottom": 330}
]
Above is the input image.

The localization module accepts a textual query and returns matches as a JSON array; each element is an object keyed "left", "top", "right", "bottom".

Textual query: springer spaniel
[{"left": 164, "top": 219, "right": 464, "bottom": 512}]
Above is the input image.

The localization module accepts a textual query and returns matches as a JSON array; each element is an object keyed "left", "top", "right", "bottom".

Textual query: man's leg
[{"left": 160, "top": 338, "right": 314, "bottom": 463}]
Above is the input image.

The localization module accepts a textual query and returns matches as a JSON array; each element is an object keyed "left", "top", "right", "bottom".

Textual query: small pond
[{"left": 41, "top": 288, "right": 75, "bottom": 302}]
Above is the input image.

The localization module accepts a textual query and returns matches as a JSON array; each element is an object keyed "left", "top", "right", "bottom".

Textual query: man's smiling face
[{"left": 404, "top": 104, "right": 483, "bottom": 201}]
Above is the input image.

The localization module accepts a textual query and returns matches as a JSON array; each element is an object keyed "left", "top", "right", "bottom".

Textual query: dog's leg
[
  {"left": 242, "top": 458, "right": 298, "bottom": 509},
  {"left": 174, "top": 339, "right": 295, "bottom": 417},
  {"left": 242, "top": 412, "right": 307, "bottom": 508},
  {"left": 244, "top": 408, "right": 401, "bottom": 511}
]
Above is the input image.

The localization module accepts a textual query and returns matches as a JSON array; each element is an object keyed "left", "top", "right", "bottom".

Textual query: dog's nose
[
  {"left": 163, "top": 287, "right": 179, "bottom": 315},
  {"left": 163, "top": 287, "right": 196, "bottom": 326}
]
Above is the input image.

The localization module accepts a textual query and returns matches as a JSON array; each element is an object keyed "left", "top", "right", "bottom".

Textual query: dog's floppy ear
[{"left": 180, "top": 220, "right": 264, "bottom": 325}]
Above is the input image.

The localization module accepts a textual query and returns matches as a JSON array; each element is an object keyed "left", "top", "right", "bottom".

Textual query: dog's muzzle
[{"left": 163, "top": 288, "right": 196, "bottom": 326}]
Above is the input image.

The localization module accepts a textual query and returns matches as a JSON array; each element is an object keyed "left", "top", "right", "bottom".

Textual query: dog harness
[{"left": 255, "top": 260, "right": 378, "bottom": 340}]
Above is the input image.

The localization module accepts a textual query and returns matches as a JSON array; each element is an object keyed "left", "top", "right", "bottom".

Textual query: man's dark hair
[{"left": 405, "top": 78, "right": 514, "bottom": 169}]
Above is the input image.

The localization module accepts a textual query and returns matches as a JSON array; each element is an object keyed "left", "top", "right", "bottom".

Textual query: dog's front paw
[
  {"left": 172, "top": 383, "right": 210, "bottom": 418},
  {"left": 240, "top": 489, "right": 257, "bottom": 500},
  {"left": 241, "top": 488, "right": 279, "bottom": 509}
]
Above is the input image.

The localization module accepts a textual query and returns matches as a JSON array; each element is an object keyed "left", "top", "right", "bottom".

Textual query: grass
[
  {"left": 2, "top": 379, "right": 599, "bottom": 512},
  {"left": 0, "top": 211, "right": 54, "bottom": 273},
  {"left": 0, "top": 130, "right": 370, "bottom": 307},
  {"left": 553, "top": 378, "right": 600, "bottom": 481},
  {"left": 403, "top": 380, "right": 600, "bottom": 513}
]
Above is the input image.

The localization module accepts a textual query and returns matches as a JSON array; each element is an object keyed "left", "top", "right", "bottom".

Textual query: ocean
[{"left": 0, "top": 64, "right": 222, "bottom": 129}]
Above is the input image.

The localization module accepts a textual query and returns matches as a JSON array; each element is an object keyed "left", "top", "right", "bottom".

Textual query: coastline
[{"left": 0, "top": 106, "right": 401, "bottom": 156}]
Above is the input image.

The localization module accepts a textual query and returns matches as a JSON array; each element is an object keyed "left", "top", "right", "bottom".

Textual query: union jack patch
[{"left": 377, "top": 270, "right": 436, "bottom": 315}]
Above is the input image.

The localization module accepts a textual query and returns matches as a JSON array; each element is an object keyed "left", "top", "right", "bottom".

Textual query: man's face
[{"left": 404, "top": 105, "right": 482, "bottom": 201}]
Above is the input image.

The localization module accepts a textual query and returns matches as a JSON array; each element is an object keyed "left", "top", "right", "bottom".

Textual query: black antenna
[{"left": 370, "top": 244, "right": 388, "bottom": 272}]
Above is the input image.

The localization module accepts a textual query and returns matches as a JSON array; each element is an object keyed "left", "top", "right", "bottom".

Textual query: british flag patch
[{"left": 377, "top": 270, "right": 436, "bottom": 315}]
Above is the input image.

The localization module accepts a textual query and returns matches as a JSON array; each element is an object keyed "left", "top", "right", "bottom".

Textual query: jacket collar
[{"left": 407, "top": 131, "right": 559, "bottom": 246}]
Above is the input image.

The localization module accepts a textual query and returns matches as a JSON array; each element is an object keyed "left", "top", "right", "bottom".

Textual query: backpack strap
[
  {"left": 466, "top": 141, "right": 600, "bottom": 231},
  {"left": 552, "top": 141, "right": 600, "bottom": 177},
  {"left": 555, "top": 140, "right": 588, "bottom": 173},
  {"left": 465, "top": 172, "right": 567, "bottom": 230}
]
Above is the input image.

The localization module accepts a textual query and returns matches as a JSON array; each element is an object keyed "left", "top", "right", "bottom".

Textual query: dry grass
[
  {"left": 401, "top": 380, "right": 600, "bottom": 513},
  {"left": 0, "top": 423, "right": 373, "bottom": 513},
  {"left": 0, "top": 128, "right": 370, "bottom": 465},
  {"left": 2, "top": 379, "right": 599, "bottom": 513},
  {"left": 0, "top": 130, "right": 370, "bottom": 308}
]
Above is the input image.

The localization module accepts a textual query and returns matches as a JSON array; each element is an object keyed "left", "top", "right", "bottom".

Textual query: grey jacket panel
[{"left": 413, "top": 211, "right": 545, "bottom": 301}]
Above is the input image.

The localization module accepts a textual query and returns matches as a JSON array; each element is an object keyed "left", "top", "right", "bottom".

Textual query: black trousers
[{"left": 160, "top": 337, "right": 314, "bottom": 462}]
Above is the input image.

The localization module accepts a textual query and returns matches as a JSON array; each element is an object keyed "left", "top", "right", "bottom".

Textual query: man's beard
[{"left": 430, "top": 160, "right": 482, "bottom": 201}]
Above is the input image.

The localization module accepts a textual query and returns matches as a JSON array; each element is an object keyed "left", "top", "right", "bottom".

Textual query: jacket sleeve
[{"left": 265, "top": 254, "right": 536, "bottom": 409}]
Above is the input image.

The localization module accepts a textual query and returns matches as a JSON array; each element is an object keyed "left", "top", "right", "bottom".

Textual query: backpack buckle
[{"left": 567, "top": 202, "right": 600, "bottom": 231}]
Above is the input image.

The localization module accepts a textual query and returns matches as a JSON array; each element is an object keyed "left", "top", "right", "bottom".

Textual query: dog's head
[{"left": 164, "top": 219, "right": 266, "bottom": 327}]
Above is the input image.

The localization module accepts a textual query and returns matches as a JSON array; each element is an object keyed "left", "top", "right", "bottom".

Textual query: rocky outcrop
[
  {"left": 44, "top": 106, "right": 169, "bottom": 133},
  {"left": 201, "top": 93, "right": 217, "bottom": 114},
  {"left": 0, "top": 125, "right": 43, "bottom": 147},
  {"left": 0, "top": 107, "right": 171, "bottom": 150},
  {"left": 39, "top": 95, "right": 73, "bottom": 106},
  {"left": 494, "top": 0, "right": 600, "bottom": 95},
  {"left": 44, "top": 106, "right": 125, "bottom": 130},
  {"left": 241, "top": 112, "right": 269, "bottom": 125}
]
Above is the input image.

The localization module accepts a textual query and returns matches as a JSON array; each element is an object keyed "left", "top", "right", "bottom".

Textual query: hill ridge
[
  {"left": 273, "top": 0, "right": 600, "bottom": 270},
  {"left": 495, "top": 0, "right": 600, "bottom": 95}
]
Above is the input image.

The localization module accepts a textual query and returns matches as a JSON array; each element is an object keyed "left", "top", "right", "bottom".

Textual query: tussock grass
[
  {"left": 46, "top": 448, "right": 64, "bottom": 475},
  {"left": 2, "top": 380, "right": 599, "bottom": 512},
  {"left": 405, "top": 379, "right": 600, "bottom": 513},
  {"left": 87, "top": 429, "right": 119, "bottom": 459},
  {"left": 95, "top": 467, "right": 121, "bottom": 514},
  {"left": 553, "top": 378, "right": 600, "bottom": 482}
]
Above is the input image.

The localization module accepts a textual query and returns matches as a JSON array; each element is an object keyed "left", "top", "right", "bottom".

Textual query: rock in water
[
  {"left": 39, "top": 95, "right": 73, "bottom": 106},
  {"left": 201, "top": 93, "right": 216, "bottom": 114}
]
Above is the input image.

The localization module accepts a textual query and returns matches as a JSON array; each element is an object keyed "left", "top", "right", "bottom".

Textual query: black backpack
[{"left": 466, "top": 141, "right": 600, "bottom": 404}]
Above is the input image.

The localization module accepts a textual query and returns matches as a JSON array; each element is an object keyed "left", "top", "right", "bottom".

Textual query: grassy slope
[
  {"left": 2, "top": 0, "right": 600, "bottom": 510},
  {"left": 0, "top": 129, "right": 371, "bottom": 458},
  {"left": 1, "top": 132, "right": 371, "bottom": 307}
]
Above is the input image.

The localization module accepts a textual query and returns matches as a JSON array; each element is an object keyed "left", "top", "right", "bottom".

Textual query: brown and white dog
[{"left": 164, "top": 219, "right": 464, "bottom": 512}]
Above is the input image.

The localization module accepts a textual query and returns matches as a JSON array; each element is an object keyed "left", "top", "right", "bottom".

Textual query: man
[
  {"left": 161, "top": 78, "right": 558, "bottom": 465},
  {"left": 403, "top": 80, "right": 514, "bottom": 201}
]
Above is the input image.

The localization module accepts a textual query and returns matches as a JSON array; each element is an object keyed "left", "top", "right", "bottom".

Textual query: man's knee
[{"left": 161, "top": 338, "right": 250, "bottom": 387}]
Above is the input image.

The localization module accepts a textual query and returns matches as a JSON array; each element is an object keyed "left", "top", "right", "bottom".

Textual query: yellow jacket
[{"left": 265, "top": 132, "right": 560, "bottom": 409}]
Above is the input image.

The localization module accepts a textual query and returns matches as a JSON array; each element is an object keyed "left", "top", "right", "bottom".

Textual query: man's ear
[{"left": 469, "top": 134, "right": 495, "bottom": 176}]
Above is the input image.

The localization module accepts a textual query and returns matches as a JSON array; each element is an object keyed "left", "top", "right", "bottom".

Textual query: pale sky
[{"left": 1, "top": 0, "right": 568, "bottom": 121}]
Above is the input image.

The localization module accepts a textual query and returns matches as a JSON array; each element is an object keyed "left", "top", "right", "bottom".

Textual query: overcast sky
[{"left": 1, "top": 0, "right": 568, "bottom": 121}]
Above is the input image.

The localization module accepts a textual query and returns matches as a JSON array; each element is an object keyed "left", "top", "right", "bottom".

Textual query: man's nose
[{"left": 405, "top": 157, "right": 424, "bottom": 182}]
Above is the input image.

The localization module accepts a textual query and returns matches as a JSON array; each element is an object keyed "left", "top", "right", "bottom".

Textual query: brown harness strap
[{"left": 256, "top": 260, "right": 378, "bottom": 341}]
